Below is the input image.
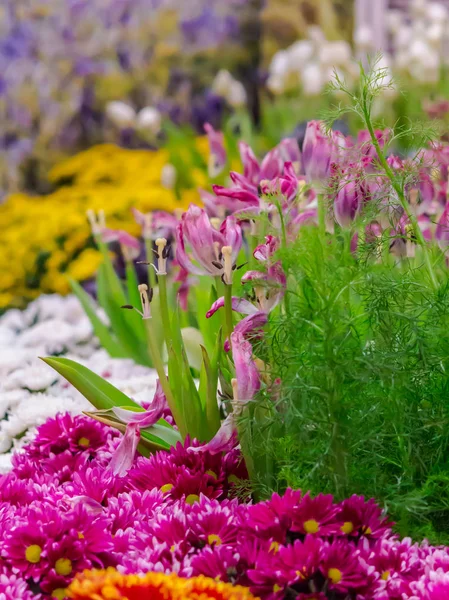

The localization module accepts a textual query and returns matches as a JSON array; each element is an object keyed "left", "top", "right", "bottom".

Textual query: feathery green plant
[{"left": 249, "top": 59, "right": 449, "bottom": 543}]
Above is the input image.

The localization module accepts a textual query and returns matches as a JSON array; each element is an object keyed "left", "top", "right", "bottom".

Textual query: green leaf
[
  {"left": 41, "top": 357, "right": 140, "bottom": 411},
  {"left": 97, "top": 263, "right": 151, "bottom": 366},
  {"left": 69, "top": 278, "right": 125, "bottom": 358}
]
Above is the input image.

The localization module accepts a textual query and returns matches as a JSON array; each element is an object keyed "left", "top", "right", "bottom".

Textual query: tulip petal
[{"left": 110, "top": 423, "right": 141, "bottom": 476}]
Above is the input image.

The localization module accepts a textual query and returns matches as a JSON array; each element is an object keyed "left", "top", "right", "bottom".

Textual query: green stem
[
  {"left": 362, "top": 106, "right": 438, "bottom": 289},
  {"left": 317, "top": 192, "right": 326, "bottom": 238},
  {"left": 143, "top": 318, "right": 179, "bottom": 423},
  {"left": 145, "top": 239, "right": 157, "bottom": 290},
  {"left": 224, "top": 283, "right": 234, "bottom": 341},
  {"left": 158, "top": 274, "right": 173, "bottom": 351}
]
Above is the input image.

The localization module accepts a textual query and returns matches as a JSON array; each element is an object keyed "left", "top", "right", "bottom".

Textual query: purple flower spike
[{"left": 205, "top": 122, "right": 227, "bottom": 177}]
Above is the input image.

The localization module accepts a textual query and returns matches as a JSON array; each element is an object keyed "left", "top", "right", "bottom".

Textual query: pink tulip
[
  {"left": 333, "top": 169, "right": 369, "bottom": 229},
  {"left": 101, "top": 228, "right": 140, "bottom": 261},
  {"left": 436, "top": 203, "right": 449, "bottom": 250},
  {"left": 176, "top": 205, "right": 242, "bottom": 278},
  {"left": 302, "top": 121, "right": 335, "bottom": 183},
  {"left": 109, "top": 423, "right": 140, "bottom": 476},
  {"left": 188, "top": 414, "right": 238, "bottom": 454},
  {"left": 231, "top": 332, "right": 261, "bottom": 404},
  {"left": 132, "top": 208, "right": 178, "bottom": 239},
  {"left": 205, "top": 123, "right": 227, "bottom": 177},
  {"left": 109, "top": 381, "right": 167, "bottom": 476}
]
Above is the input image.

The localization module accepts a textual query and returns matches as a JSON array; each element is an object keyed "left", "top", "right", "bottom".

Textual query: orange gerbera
[{"left": 66, "top": 568, "right": 258, "bottom": 600}]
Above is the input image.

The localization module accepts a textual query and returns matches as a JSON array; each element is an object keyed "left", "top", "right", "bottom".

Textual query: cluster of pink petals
[{"left": 1, "top": 414, "right": 449, "bottom": 599}]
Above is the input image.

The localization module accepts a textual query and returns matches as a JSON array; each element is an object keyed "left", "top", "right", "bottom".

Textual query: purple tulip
[
  {"left": 175, "top": 205, "right": 242, "bottom": 278},
  {"left": 230, "top": 331, "right": 261, "bottom": 404},
  {"left": 204, "top": 122, "right": 227, "bottom": 177}
]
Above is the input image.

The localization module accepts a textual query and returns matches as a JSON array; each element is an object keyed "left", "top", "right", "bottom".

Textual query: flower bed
[
  {"left": 4, "top": 62, "right": 449, "bottom": 600},
  {"left": 2, "top": 413, "right": 449, "bottom": 599}
]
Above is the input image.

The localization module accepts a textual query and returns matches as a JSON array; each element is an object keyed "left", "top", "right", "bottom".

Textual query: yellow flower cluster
[
  {"left": 67, "top": 568, "right": 258, "bottom": 600},
  {"left": 0, "top": 144, "right": 205, "bottom": 309}
]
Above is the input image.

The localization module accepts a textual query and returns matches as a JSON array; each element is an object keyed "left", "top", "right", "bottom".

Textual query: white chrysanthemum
[
  {"left": 0, "top": 308, "right": 25, "bottom": 330},
  {"left": 4, "top": 363, "right": 58, "bottom": 392},
  {"left": 0, "top": 453, "right": 13, "bottom": 474}
]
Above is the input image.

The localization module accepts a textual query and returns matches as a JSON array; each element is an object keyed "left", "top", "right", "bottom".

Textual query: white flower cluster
[
  {"left": 267, "top": 26, "right": 356, "bottom": 97},
  {"left": 211, "top": 70, "right": 247, "bottom": 108},
  {"left": 0, "top": 294, "right": 158, "bottom": 473},
  {"left": 356, "top": 0, "right": 449, "bottom": 85},
  {"left": 106, "top": 102, "right": 162, "bottom": 135}
]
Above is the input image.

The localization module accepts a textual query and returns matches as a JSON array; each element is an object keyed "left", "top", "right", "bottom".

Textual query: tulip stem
[
  {"left": 157, "top": 274, "right": 173, "bottom": 352},
  {"left": 317, "top": 193, "right": 326, "bottom": 238},
  {"left": 145, "top": 239, "right": 157, "bottom": 290},
  {"left": 224, "top": 283, "right": 234, "bottom": 341},
  {"left": 143, "top": 318, "right": 182, "bottom": 435},
  {"left": 361, "top": 105, "right": 438, "bottom": 289}
]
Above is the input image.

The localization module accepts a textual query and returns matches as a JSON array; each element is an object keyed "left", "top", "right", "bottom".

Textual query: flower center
[
  {"left": 328, "top": 568, "right": 343, "bottom": 584},
  {"left": 77, "top": 532, "right": 84, "bottom": 539},
  {"left": 160, "top": 484, "right": 174, "bottom": 493},
  {"left": 52, "top": 589, "right": 67, "bottom": 599},
  {"left": 381, "top": 570, "right": 390, "bottom": 581},
  {"left": 185, "top": 494, "right": 199, "bottom": 505},
  {"left": 363, "top": 526, "right": 373, "bottom": 535},
  {"left": 78, "top": 437, "right": 90, "bottom": 447},
  {"left": 303, "top": 519, "right": 320, "bottom": 533},
  {"left": 207, "top": 534, "right": 222, "bottom": 546},
  {"left": 341, "top": 521, "right": 354, "bottom": 534},
  {"left": 55, "top": 558, "right": 72, "bottom": 576},
  {"left": 273, "top": 584, "right": 282, "bottom": 593},
  {"left": 25, "top": 544, "right": 42, "bottom": 563},
  {"left": 205, "top": 470, "right": 217, "bottom": 479},
  {"left": 269, "top": 541, "right": 280, "bottom": 553}
]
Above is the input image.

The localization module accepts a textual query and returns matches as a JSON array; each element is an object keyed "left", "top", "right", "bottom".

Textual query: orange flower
[{"left": 67, "top": 568, "right": 258, "bottom": 600}]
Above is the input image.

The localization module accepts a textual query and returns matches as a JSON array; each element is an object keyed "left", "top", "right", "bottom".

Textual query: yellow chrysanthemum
[
  {"left": 0, "top": 143, "right": 207, "bottom": 308},
  {"left": 67, "top": 568, "right": 259, "bottom": 600}
]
